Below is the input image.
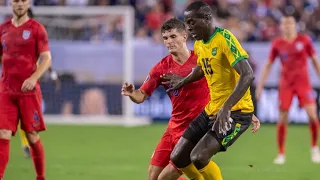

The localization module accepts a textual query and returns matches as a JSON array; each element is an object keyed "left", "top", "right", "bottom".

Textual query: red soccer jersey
[
  {"left": 140, "top": 51, "right": 209, "bottom": 132},
  {"left": 268, "top": 34, "right": 315, "bottom": 88},
  {"left": 0, "top": 19, "right": 49, "bottom": 94}
]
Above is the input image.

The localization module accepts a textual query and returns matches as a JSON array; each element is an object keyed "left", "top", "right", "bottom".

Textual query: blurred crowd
[{"left": 1, "top": 0, "right": 320, "bottom": 43}]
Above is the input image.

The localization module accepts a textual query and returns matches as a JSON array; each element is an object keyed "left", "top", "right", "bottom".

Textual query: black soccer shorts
[{"left": 182, "top": 110, "right": 252, "bottom": 152}]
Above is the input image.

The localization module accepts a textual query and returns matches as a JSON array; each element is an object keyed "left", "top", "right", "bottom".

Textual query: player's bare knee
[
  {"left": 157, "top": 164, "right": 181, "bottom": 180},
  {"left": 26, "top": 131, "right": 40, "bottom": 144},
  {"left": 0, "top": 129, "right": 12, "bottom": 140},
  {"left": 279, "top": 111, "right": 289, "bottom": 124},
  {"left": 190, "top": 150, "right": 210, "bottom": 169},
  {"left": 148, "top": 165, "right": 162, "bottom": 180}
]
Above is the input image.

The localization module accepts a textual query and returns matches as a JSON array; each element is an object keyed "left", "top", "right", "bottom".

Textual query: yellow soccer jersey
[{"left": 194, "top": 27, "right": 254, "bottom": 115}]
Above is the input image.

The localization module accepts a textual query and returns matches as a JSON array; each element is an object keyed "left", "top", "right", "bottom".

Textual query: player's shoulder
[
  {"left": 271, "top": 37, "right": 283, "bottom": 46},
  {"left": 297, "top": 33, "right": 312, "bottom": 42},
  {"left": 28, "top": 19, "right": 45, "bottom": 29},
  {"left": 150, "top": 54, "right": 172, "bottom": 73},
  {"left": 159, "top": 54, "right": 173, "bottom": 66},
  {"left": 0, "top": 20, "right": 11, "bottom": 29}
]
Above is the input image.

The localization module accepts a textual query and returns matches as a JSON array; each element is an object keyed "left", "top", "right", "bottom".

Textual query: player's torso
[
  {"left": 275, "top": 35, "right": 310, "bottom": 86},
  {"left": 161, "top": 53, "right": 209, "bottom": 129},
  {"left": 0, "top": 20, "right": 39, "bottom": 92},
  {"left": 195, "top": 30, "right": 253, "bottom": 115}
]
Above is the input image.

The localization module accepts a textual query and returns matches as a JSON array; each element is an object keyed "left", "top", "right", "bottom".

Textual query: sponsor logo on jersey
[
  {"left": 280, "top": 52, "right": 288, "bottom": 61},
  {"left": 212, "top": 47, "right": 217, "bottom": 56},
  {"left": 22, "top": 30, "right": 31, "bottom": 40}
]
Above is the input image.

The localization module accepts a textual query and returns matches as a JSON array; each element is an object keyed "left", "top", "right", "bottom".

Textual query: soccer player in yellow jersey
[{"left": 160, "top": 1, "right": 260, "bottom": 180}]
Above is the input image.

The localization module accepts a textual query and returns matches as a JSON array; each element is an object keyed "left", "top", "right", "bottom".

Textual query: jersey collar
[{"left": 202, "top": 27, "right": 219, "bottom": 44}]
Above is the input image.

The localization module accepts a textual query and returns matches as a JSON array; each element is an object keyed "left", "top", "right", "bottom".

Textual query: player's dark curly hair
[
  {"left": 27, "top": 8, "right": 34, "bottom": 18},
  {"left": 161, "top": 18, "right": 186, "bottom": 33},
  {"left": 185, "top": 1, "right": 213, "bottom": 18}
]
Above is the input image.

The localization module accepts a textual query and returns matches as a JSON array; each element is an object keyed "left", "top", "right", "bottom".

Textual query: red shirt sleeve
[
  {"left": 268, "top": 40, "right": 278, "bottom": 64},
  {"left": 304, "top": 35, "right": 316, "bottom": 57},
  {"left": 140, "top": 63, "right": 162, "bottom": 96},
  {"left": 0, "top": 25, "right": 3, "bottom": 57},
  {"left": 36, "top": 24, "right": 49, "bottom": 54}
]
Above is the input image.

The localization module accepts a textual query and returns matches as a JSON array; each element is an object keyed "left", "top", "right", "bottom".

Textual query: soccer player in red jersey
[
  {"left": 256, "top": 15, "right": 320, "bottom": 164},
  {"left": 121, "top": 18, "right": 209, "bottom": 180},
  {"left": 0, "top": 0, "right": 52, "bottom": 179}
]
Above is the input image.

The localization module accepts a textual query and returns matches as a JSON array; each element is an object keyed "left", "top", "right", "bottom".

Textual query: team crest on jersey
[
  {"left": 22, "top": 30, "right": 31, "bottom": 40},
  {"left": 212, "top": 47, "right": 217, "bottom": 56},
  {"left": 295, "top": 42, "right": 303, "bottom": 51}
]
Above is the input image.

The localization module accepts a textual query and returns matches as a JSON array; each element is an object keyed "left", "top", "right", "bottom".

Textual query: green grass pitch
[{"left": 5, "top": 124, "right": 319, "bottom": 180}]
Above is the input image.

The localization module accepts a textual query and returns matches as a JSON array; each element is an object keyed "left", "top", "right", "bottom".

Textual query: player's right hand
[
  {"left": 160, "top": 72, "right": 184, "bottom": 92},
  {"left": 121, "top": 82, "right": 135, "bottom": 96}
]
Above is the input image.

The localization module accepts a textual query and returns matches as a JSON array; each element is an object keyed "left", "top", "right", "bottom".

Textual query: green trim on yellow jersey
[
  {"left": 218, "top": 28, "right": 247, "bottom": 65},
  {"left": 202, "top": 27, "right": 221, "bottom": 44},
  {"left": 231, "top": 55, "right": 249, "bottom": 67}
]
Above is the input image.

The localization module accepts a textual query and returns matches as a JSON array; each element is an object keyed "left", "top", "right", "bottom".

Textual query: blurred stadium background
[{"left": 1, "top": 0, "right": 320, "bottom": 180}]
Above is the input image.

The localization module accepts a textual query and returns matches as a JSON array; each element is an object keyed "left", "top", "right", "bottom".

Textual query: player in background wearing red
[
  {"left": 0, "top": 0, "right": 52, "bottom": 179},
  {"left": 121, "top": 18, "right": 209, "bottom": 180},
  {"left": 256, "top": 15, "right": 320, "bottom": 164},
  {"left": 17, "top": 7, "right": 60, "bottom": 159}
]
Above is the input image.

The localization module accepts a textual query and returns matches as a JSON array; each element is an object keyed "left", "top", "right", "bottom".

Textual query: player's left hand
[
  {"left": 213, "top": 107, "right": 232, "bottom": 135},
  {"left": 160, "top": 72, "right": 183, "bottom": 92},
  {"left": 251, "top": 115, "right": 260, "bottom": 133},
  {"left": 21, "top": 76, "right": 38, "bottom": 92},
  {"left": 160, "top": 72, "right": 184, "bottom": 92}
]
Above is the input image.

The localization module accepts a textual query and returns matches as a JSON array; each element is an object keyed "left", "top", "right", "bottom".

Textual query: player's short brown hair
[{"left": 161, "top": 18, "right": 186, "bottom": 33}]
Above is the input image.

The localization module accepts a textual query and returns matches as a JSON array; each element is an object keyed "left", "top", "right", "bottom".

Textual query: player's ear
[{"left": 183, "top": 31, "right": 188, "bottom": 41}]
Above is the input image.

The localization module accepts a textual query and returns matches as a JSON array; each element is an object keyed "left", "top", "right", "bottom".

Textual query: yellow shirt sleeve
[
  {"left": 220, "top": 29, "right": 249, "bottom": 67},
  {"left": 194, "top": 41, "right": 202, "bottom": 67}
]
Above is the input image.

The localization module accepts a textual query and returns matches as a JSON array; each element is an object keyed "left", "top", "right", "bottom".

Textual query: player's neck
[
  {"left": 12, "top": 14, "right": 30, "bottom": 27},
  {"left": 283, "top": 33, "right": 297, "bottom": 42},
  {"left": 172, "top": 47, "right": 191, "bottom": 64},
  {"left": 202, "top": 27, "right": 216, "bottom": 43}
]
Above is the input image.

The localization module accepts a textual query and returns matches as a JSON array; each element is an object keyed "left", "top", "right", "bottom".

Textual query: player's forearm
[
  {"left": 257, "top": 62, "right": 272, "bottom": 89},
  {"left": 182, "top": 66, "right": 204, "bottom": 85},
  {"left": 311, "top": 56, "right": 320, "bottom": 77},
  {"left": 223, "top": 60, "right": 255, "bottom": 109},
  {"left": 32, "top": 53, "right": 52, "bottom": 80},
  {"left": 129, "top": 89, "right": 148, "bottom": 104}
]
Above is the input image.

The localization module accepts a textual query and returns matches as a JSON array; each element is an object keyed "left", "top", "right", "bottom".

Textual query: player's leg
[
  {"left": 297, "top": 87, "right": 320, "bottom": 163},
  {"left": 274, "top": 87, "right": 293, "bottom": 164},
  {"left": 157, "top": 132, "right": 187, "bottom": 180},
  {"left": 148, "top": 128, "right": 175, "bottom": 180},
  {"left": 169, "top": 111, "right": 213, "bottom": 180},
  {"left": 157, "top": 163, "right": 185, "bottom": 180},
  {"left": 19, "top": 93, "right": 46, "bottom": 180},
  {"left": 18, "top": 122, "right": 31, "bottom": 158},
  {"left": 190, "top": 111, "right": 252, "bottom": 180},
  {"left": 0, "top": 93, "right": 19, "bottom": 179}
]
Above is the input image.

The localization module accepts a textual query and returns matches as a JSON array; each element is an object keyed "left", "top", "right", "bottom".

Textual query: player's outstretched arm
[
  {"left": 255, "top": 61, "right": 272, "bottom": 100},
  {"left": 121, "top": 83, "right": 148, "bottom": 104},
  {"left": 162, "top": 65, "right": 204, "bottom": 92}
]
